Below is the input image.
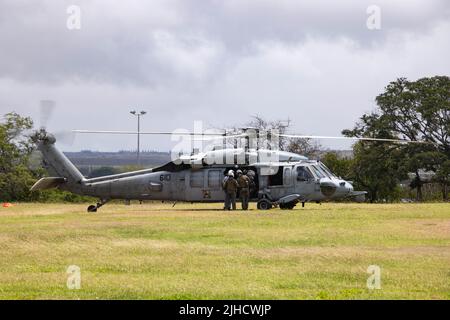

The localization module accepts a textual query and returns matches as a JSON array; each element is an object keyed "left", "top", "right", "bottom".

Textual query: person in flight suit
[
  {"left": 244, "top": 169, "right": 256, "bottom": 194},
  {"left": 236, "top": 169, "right": 251, "bottom": 210},
  {"left": 223, "top": 170, "right": 238, "bottom": 210}
]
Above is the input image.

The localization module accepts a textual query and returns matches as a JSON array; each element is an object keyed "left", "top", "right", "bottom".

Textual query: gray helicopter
[{"left": 29, "top": 127, "right": 424, "bottom": 212}]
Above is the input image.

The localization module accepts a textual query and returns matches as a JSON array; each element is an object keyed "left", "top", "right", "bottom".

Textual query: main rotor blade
[
  {"left": 278, "top": 134, "right": 429, "bottom": 144},
  {"left": 72, "top": 130, "right": 429, "bottom": 144},
  {"left": 73, "top": 130, "right": 225, "bottom": 136},
  {"left": 73, "top": 130, "right": 245, "bottom": 139}
]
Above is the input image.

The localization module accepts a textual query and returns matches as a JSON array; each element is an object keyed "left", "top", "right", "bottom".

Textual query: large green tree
[
  {"left": 344, "top": 76, "right": 450, "bottom": 201},
  {"left": 351, "top": 142, "right": 407, "bottom": 202},
  {"left": 0, "top": 113, "right": 36, "bottom": 201}
]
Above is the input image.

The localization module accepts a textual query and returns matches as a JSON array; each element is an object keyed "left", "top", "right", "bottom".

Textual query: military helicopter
[{"left": 30, "top": 124, "right": 425, "bottom": 212}]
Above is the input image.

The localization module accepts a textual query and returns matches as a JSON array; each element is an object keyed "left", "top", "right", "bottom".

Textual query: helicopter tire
[
  {"left": 257, "top": 199, "right": 272, "bottom": 210},
  {"left": 87, "top": 205, "right": 97, "bottom": 213}
]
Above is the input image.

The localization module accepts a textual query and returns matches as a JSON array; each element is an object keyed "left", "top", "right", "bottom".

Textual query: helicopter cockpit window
[
  {"left": 319, "top": 162, "right": 337, "bottom": 178},
  {"left": 296, "top": 166, "right": 313, "bottom": 181},
  {"left": 316, "top": 165, "right": 331, "bottom": 179},
  {"left": 310, "top": 165, "right": 325, "bottom": 179}
]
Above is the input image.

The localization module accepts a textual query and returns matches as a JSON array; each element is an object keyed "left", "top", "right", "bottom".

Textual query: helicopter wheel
[
  {"left": 257, "top": 199, "right": 272, "bottom": 210},
  {"left": 87, "top": 205, "right": 97, "bottom": 213}
]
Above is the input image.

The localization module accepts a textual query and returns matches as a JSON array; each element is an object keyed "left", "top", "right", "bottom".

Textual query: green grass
[{"left": 0, "top": 202, "right": 449, "bottom": 299}]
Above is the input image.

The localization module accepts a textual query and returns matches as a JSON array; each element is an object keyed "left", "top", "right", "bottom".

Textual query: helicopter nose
[
  {"left": 337, "top": 180, "right": 353, "bottom": 195},
  {"left": 320, "top": 179, "right": 353, "bottom": 198},
  {"left": 319, "top": 179, "right": 338, "bottom": 197}
]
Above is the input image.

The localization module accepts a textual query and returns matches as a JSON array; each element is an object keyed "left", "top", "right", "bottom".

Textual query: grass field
[{"left": 0, "top": 202, "right": 449, "bottom": 299}]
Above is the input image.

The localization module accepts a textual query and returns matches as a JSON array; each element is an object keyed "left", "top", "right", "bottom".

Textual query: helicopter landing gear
[
  {"left": 280, "top": 202, "right": 297, "bottom": 210},
  {"left": 87, "top": 199, "right": 109, "bottom": 213},
  {"left": 257, "top": 199, "right": 272, "bottom": 210}
]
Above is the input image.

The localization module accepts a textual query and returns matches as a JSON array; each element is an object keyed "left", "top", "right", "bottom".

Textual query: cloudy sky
[{"left": 0, "top": 0, "right": 449, "bottom": 152}]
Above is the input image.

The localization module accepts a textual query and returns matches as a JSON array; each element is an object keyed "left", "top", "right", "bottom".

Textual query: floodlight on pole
[{"left": 130, "top": 109, "right": 146, "bottom": 166}]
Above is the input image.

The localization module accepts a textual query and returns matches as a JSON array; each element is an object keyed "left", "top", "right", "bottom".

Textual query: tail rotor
[
  {"left": 30, "top": 100, "right": 76, "bottom": 145},
  {"left": 28, "top": 100, "right": 76, "bottom": 171}
]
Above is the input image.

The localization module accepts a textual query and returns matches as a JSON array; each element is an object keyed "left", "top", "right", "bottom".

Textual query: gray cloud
[{"left": 0, "top": 0, "right": 449, "bottom": 151}]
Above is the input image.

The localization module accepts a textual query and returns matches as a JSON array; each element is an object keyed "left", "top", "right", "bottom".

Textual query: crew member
[
  {"left": 245, "top": 169, "right": 256, "bottom": 196},
  {"left": 223, "top": 170, "right": 238, "bottom": 210},
  {"left": 237, "top": 169, "right": 251, "bottom": 210},
  {"left": 222, "top": 173, "right": 230, "bottom": 209}
]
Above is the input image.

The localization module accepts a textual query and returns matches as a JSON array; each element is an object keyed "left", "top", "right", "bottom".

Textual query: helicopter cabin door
[
  {"left": 186, "top": 169, "right": 224, "bottom": 202},
  {"left": 187, "top": 170, "right": 205, "bottom": 202},
  {"left": 266, "top": 166, "right": 290, "bottom": 200},
  {"left": 206, "top": 169, "right": 224, "bottom": 202},
  {"left": 294, "top": 165, "right": 316, "bottom": 198},
  {"left": 283, "top": 166, "right": 296, "bottom": 193}
]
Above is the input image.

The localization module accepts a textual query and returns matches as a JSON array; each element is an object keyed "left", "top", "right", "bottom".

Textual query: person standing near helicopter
[
  {"left": 236, "top": 169, "right": 250, "bottom": 210},
  {"left": 222, "top": 173, "right": 229, "bottom": 209},
  {"left": 223, "top": 170, "right": 238, "bottom": 210}
]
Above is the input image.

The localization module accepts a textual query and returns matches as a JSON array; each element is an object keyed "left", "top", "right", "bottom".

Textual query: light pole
[{"left": 130, "top": 110, "right": 147, "bottom": 166}]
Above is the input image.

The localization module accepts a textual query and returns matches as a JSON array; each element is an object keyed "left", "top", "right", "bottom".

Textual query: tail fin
[{"left": 36, "top": 134, "right": 85, "bottom": 192}]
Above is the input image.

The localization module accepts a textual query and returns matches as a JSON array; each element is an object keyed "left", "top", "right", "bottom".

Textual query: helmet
[
  {"left": 228, "top": 170, "right": 234, "bottom": 177},
  {"left": 236, "top": 169, "right": 243, "bottom": 175}
]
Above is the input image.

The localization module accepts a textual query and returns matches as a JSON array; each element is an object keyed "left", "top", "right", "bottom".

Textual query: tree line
[
  {"left": 342, "top": 76, "right": 449, "bottom": 202},
  {"left": 0, "top": 76, "right": 448, "bottom": 202}
]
